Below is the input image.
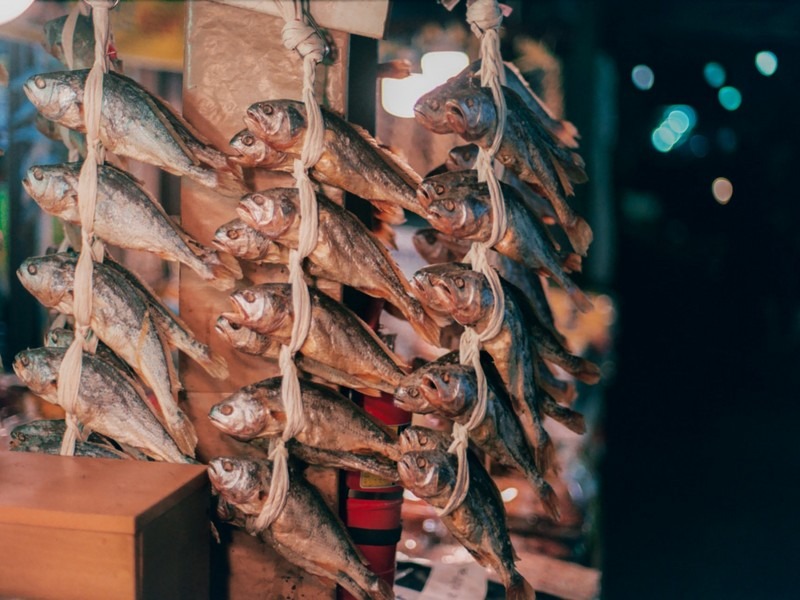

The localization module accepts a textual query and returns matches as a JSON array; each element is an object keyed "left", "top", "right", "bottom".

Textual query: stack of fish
[{"left": 13, "top": 16, "right": 240, "bottom": 463}]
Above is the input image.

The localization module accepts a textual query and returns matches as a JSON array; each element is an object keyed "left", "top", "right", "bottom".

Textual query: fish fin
[
  {"left": 574, "top": 357, "right": 601, "bottom": 384},
  {"left": 372, "top": 218, "right": 398, "bottom": 250},
  {"left": 371, "top": 577, "right": 395, "bottom": 600},
  {"left": 551, "top": 146, "right": 588, "bottom": 183},
  {"left": 557, "top": 119, "right": 581, "bottom": 149},
  {"left": 568, "top": 284, "right": 594, "bottom": 314},
  {"left": 561, "top": 252, "right": 582, "bottom": 273},
  {"left": 564, "top": 215, "right": 593, "bottom": 257},
  {"left": 212, "top": 167, "right": 249, "bottom": 198},
  {"left": 534, "top": 428, "right": 556, "bottom": 475},
  {"left": 506, "top": 574, "right": 536, "bottom": 600},
  {"left": 370, "top": 200, "right": 406, "bottom": 225},
  {"left": 167, "top": 409, "right": 198, "bottom": 458},
  {"left": 404, "top": 297, "right": 442, "bottom": 346},
  {"left": 350, "top": 121, "right": 422, "bottom": 186},
  {"left": 141, "top": 93, "right": 200, "bottom": 166},
  {"left": 550, "top": 153, "right": 575, "bottom": 197},
  {"left": 541, "top": 394, "right": 586, "bottom": 434}
]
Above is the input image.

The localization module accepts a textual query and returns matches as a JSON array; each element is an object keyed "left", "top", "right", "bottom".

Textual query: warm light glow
[
  {"left": 0, "top": 0, "right": 35, "bottom": 26},
  {"left": 703, "top": 62, "right": 726, "bottom": 88},
  {"left": 712, "top": 177, "right": 733, "bottom": 204},
  {"left": 421, "top": 51, "right": 469, "bottom": 82},
  {"left": 381, "top": 74, "right": 435, "bottom": 118},
  {"left": 631, "top": 64, "right": 654, "bottom": 90},
  {"left": 755, "top": 51, "right": 778, "bottom": 76},
  {"left": 718, "top": 86, "right": 742, "bottom": 111},
  {"left": 404, "top": 539, "right": 417, "bottom": 550},
  {"left": 501, "top": 487, "right": 519, "bottom": 502}
]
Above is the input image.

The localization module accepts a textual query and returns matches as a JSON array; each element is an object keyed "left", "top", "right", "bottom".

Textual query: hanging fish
[
  {"left": 23, "top": 162, "right": 242, "bottom": 290},
  {"left": 43, "top": 13, "right": 124, "bottom": 72},
  {"left": 281, "top": 441, "right": 399, "bottom": 483},
  {"left": 221, "top": 284, "right": 408, "bottom": 394},
  {"left": 13, "top": 347, "right": 190, "bottom": 463},
  {"left": 10, "top": 418, "right": 104, "bottom": 445},
  {"left": 446, "top": 143, "right": 558, "bottom": 226},
  {"left": 393, "top": 351, "right": 460, "bottom": 414},
  {"left": 17, "top": 253, "right": 197, "bottom": 456},
  {"left": 244, "top": 99, "right": 428, "bottom": 223},
  {"left": 209, "top": 378, "right": 400, "bottom": 461},
  {"left": 214, "top": 317, "right": 386, "bottom": 397},
  {"left": 398, "top": 449, "right": 536, "bottom": 599},
  {"left": 208, "top": 456, "right": 395, "bottom": 600},
  {"left": 45, "top": 326, "right": 135, "bottom": 378},
  {"left": 212, "top": 218, "right": 288, "bottom": 265},
  {"left": 23, "top": 70, "right": 246, "bottom": 195},
  {"left": 418, "top": 170, "right": 590, "bottom": 312},
  {"left": 228, "top": 128, "right": 292, "bottom": 169},
  {"left": 237, "top": 188, "right": 441, "bottom": 344}
]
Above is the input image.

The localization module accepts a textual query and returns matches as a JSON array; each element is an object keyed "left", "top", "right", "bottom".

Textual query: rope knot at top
[
  {"left": 466, "top": 0, "right": 504, "bottom": 34},
  {"left": 83, "top": 0, "right": 120, "bottom": 10},
  {"left": 281, "top": 19, "right": 325, "bottom": 62}
]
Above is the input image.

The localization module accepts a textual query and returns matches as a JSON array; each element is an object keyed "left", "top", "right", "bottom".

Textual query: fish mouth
[
  {"left": 227, "top": 153, "right": 257, "bottom": 168},
  {"left": 396, "top": 455, "right": 414, "bottom": 483},
  {"left": 221, "top": 295, "right": 248, "bottom": 325},
  {"left": 416, "top": 183, "right": 433, "bottom": 209},
  {"left": 215, "top": 315, "right": 242, "bottom": 338},
  {"left": 418, "top": 373, "right": 441, "bottom": 403}
]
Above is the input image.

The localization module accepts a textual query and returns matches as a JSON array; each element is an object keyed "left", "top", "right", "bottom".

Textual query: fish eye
[
  {"left": 222, "top": 460, "right": 234, "bottom": 472},
  {"left": 220, "top": 405, "right": 234, "bottom": 416},
  {"left": 442, "top": 199, "right": 456, "bottom": 212},
  {"left": 434, "top": 184, "right": 445, "bottom": 196},
  {"left": 34, "top": 76, "right": 46, "bottom": 89},
  {"left": 226, "top": 229, "right": 240, "bottom": 240},
  {"left": 418, "top": 433, "right": 428, "bottom": 445},
  {"left": 17, "top": 434, "right": 26, "bottom": 442},
  {"left": 454, "top": 276, "right": 465, "bottom": 289},
  {"left": 262, "top": 104, "right": 274, "bottom": 115},
  {"left": 242, "top": 134, "right": 255, "bottom": 147},
  {"left": 229, "top": 322, "right": 241, "bottom": 330},
  {"left": 27, "top": 264, "right": 38, "bottom": 275},
  {"left": 416, "top": 456, "right": 427, "bottom": 468},
  {"left": 408, "top": 388, "right": 419, "bottom": 398},
  {"left": 242, "top": 290, "right": 256, "bottom": 303},
  {"left": 466, "top": 97, "right": 474, "bottom": 108},
  {"left": 19, "top": 355, "right": 30, "bottom": 367},
  {"left": 428, "top": 99, "right": 440, "bottom": 111},
  {"left": 32, "top": 168, "right": 44, "bottom": 181},
  {"left": 442, "top": 372, "right": 450, "bottom": 383},
  {"left": 252, "top": 194, "right": 265, "bottom": 206}
]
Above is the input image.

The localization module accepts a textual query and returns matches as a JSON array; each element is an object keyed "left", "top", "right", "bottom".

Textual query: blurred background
[{"left": 0, "top": 1, "right": 798, "bottom": 598}]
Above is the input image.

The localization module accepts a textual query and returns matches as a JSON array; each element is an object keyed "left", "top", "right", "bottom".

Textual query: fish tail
[
  {"left": 535, "top": 430, "right": 556, "bottom": 475},
  {"left": 166, "top": 409, "right": 198, "bottom": 458},
  {"left": 205, "top": 253, "right": 243, "bottom": 291},
  {"left": 564, "top": 215, "right": 593, "bottom": 257},
  {"left": 538, "top": 479, "right": 561, "bottom": 521},
  {"left": 561, "top": 252, "right": 583, "bottom": 273},
  {"left": 558, "top": 119, "right": 581, "bottom": 150},
  {"left": 198, "top": 350, "right": 230, "bottom": 380},
  {"left": 408, "top": 300, "right": 442, "bottom": 346},
  {"left": 542, "top": 396, "right": 586, "bottom": 434},
  {"left": 369, "top": 576, "right": 395, "bottom": 600},
  {"left": 506, "top": 573, "right": 536, "bottom": 600},
  {"left": 372, "top": 218, "right": 398, "bottom": 250},
  {"left": 569, "top": 285, "right": 594, "bottom": 313},
  {"left": 371, "top": 200, "right": 406, "bottom": 225},
  {"left": 574, "top": 357, "right": 601, "bottom": 384}
]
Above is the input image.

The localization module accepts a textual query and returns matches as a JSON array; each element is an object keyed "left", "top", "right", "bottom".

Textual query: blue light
[
  {"left": 632, "top": 65, "right": 654, "bottom": 90},
  {"left": 755, "top": 51, "right": 778, "bottom": 76},
  {"left": 652, "top": 128, "right": 673, "bottom": 152},
  {"left": 704, "top": 62, "right": 726, "bottom": 88},
  {"left": 718, "top": 86, "right": 742, "bottom": 111}
]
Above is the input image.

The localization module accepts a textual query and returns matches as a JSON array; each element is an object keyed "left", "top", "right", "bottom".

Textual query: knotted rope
[
  {"left": 439, "top": 0, "right": 509, "bottom": 516},
  {"left": 254, "top": 0, "right": 326, "bottom": 531},
  {"left": 56, "top": 0, "right": 117, "bottom": 456}
]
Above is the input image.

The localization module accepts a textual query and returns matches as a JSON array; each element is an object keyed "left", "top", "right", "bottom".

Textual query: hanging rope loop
[{"left": 465, "top": 0, "right": 503, "bottom": 34}]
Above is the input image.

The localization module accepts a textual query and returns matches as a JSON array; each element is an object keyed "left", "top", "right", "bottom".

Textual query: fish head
[
  {"left": 244, "top": 100, "right": 305, "bottom": 150},
  {"left": 412, "top": 228, "right": 464, "bottom": 264},
  {"left": 398, "top": 426, "right": 447, "bottom": 453},
  {"left": 238, "top": 189, "right": 297, "bottom": 239},
  {"left": 17, "top": 254, "right": 73, "bottom": 308},
  {"left": 413, "top": 263, "right": 491, "bottom": 327},
  {"left": 224, "top": 285, "right": 291, "bottom": 335},
  {"left": 215, "top": 316, "right": 276, "bottom": 356},
  {"left": 394, "top": 372, "right": 434, "bottom": 413},
  {"left": 444, "top": 85, "right": 495, "bottom": 141},
  {"left": 228, "top": 129, "right": 268, "bottom": 167},
  {"left": 445, "top": 144, "right": 479, "bottom": 171},
  {"left": 207, "top": 456, "right": 266, "bottom": 510},
  {"left": 397, "top": 450, "right": 454, "bottom": 500},
  {"left": 212, "top": 219, "right": 270, "bottom": 261},
  {"left": 413, "top": 84, "right": 454, "bottom": 134},
  {"left": 22, "top": 163, "right": 79, "bottom": 214},
  {"left": 421, "top": 175, "right": 488, "bottom": 239},
  {"left": 45, "top": 328, "right": 74, "bottom": 348},
  {"left": 209, "top": 390, "right": 278, "bottom": 439},
  {"left": 12, "top": 348, "right": 58, "bottom": 399},
  {"left": 24, "top": 72, "right": 84, "bottom": 128},
  {"left": 419, "top": 364, "right": 474, "bottom": 417}
]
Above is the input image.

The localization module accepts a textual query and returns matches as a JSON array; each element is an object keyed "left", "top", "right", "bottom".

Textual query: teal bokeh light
[
  {"left": 718, "top": 86, "right": 742, "bottom": 111},
  {"left": 755, "top": 51, "right": 778, "bottom": 76},
  {"left": 703, "top": 62, "right": 726, "bottom": 88}
]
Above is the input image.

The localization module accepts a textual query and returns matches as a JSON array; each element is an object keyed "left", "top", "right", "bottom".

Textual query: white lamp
[{"left": 0, "top": 0, "right": 36, "bottom": 27}]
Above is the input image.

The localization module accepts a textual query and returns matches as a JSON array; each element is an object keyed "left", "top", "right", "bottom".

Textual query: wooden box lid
[{"left": 0, "top": 453, "right": 208, "bottom": 534}]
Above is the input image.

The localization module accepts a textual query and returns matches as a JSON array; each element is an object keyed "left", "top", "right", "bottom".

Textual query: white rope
[
  {"left": 254, "top": 0, "right": 325, "bottom": 531},
  {"left": 439, "top": 0, "right": 509, "bottom": 517},
  {"left": 56, "top": 0, "right": 115, "bottom": 456}
]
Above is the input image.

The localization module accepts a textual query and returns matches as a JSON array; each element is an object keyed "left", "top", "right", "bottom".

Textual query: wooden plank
[
  {"left": 209, "top": 0, "right": 390, "bottom": 39},
  {"left": 0, "top": 522, "right": 135, "bottom": 600},
  {"left": 0, "top": 453, "right": 207, "bottom": 533}
]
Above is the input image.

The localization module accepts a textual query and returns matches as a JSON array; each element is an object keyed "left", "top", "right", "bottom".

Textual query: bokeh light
[
  {"left": 703, "top": 62, "right": 726, "bottom": 88},
  {"left": 718, "top": 86, "right": 742, "bottom": 111},
  {"left": 651, "top": 105, "right": 696, "bottom": 152},
  {"left": 755, "top": 51, "right": 778, "bottom": 76},
  {"left": 712, "top": 177, "right": 733, "bottom": 204},
  {"left": 631, "top": 65, "right": 654, "bottom": 90}
]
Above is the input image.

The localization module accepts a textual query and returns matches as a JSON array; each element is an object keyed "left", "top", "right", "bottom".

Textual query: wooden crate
[{"left": 0, "top": 453, "right": 209, "bottom": 600}]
